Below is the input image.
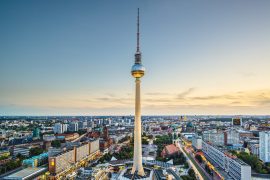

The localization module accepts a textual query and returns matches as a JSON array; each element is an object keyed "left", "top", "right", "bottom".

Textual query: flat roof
[{"left": 4, "top": 167, "right": 47, "bottom": 180}]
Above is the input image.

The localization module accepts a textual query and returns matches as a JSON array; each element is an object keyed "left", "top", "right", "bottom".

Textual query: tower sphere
[{"left": 131, "top": 63, "right": 145, "bottom": 78}]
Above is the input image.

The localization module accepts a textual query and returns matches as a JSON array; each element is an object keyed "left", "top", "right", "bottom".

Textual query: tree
[
  {"left": 188, "top": 169, "right": 196, "bottom": 179},
  {"left": 181, "top": 175, "right": 194, "bottom": 180},
  {"left": 51, "top": 140, "right": 61, "bottom": 148},
  {"left": 236, "top": 151, "right": 270, "bottom": 174},
  {"left": 173, "top": 152, "right": 186, "bottom": 165},
  {"left": 184, "top": 162, "right": 189, "bottom": 169},
  {"left": 229, "top": 150, "right": 237, "bottom": 156},
  {"left": 16, "top": 153, "right": 26, "bottom": 160},
  {"left": 142, "top": 138, "right": 148, "bottom": 145},
  {"left": 29, "top": 147, "right": 44, "bottom": 157},
  {"left": 195, "top": 154, "right": 203, "bottom": 163}
]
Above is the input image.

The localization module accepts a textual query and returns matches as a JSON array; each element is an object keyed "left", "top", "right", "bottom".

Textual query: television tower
[{"left": 131, "top": 8, "right": 145, "bottom": 176}]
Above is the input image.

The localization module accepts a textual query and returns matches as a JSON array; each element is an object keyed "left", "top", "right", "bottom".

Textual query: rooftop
[{"left": 4, "top": 167, "right": 47, "bottom": 180}]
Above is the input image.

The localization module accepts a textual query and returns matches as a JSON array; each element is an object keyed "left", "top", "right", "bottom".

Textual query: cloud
[
  {"left": 191, "top": 94, "right": 237, "bottom": 100},
  {"left": 177, "top": 88, "right": 196, "bottom": 99},
  {"left": 145, "top": 92, "right": 170, "bottom": 96},
  {"left": 240, "top": 72, "right": 256, "bottom": 78},
  {"left": 2, "top": 88, "right": 270, "bottom": 115}
]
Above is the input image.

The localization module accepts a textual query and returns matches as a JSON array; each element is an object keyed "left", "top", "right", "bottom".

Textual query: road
[
  {"left": 176, "top": 141, "right": 206, "bottom": 180},
  {"left": 0, "top": 166, "right": 23, "bottom": 179},
  {"left": 71, "top": 133, "right": 87, "bottom": 142}
]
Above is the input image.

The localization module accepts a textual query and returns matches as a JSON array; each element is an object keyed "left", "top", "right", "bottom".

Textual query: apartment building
[
  {"left": 202, "top": 141, "right": 251, "bottom": 180},
  {"left": 259, "top": 131, "right": 270, "bottom": 162}
]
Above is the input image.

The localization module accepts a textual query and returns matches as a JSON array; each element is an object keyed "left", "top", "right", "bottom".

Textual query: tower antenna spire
[{"left": 137, "top": 8, "right": 140, "bottom": 52}]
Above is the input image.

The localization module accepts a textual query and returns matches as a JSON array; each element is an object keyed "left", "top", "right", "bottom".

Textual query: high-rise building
[
  {"left": 131, "top": 8, "right": 145, "bottom": 176},
  {"left": 54, "top": 123, "right": 68, "bottom": 134},
  {"left": 54, "top": 123, "right": 63, "bottom": 134},
  {"left": 202, "top": 129, "right": 225, "bottom": 146},
  {"left": 32, "top": 128, "right": 40, "bottom": 139},
  {"left": 232, "top": 117, "right": 242, "bottom": 126},
  {"left": 225, "top": 129, "right": 240, "bottom": 145},
  {"left": 62, "top": 124, "right": 68, "bottom": 133},
  {"left": 68, "top": 122, "right": 78, "bottom": 132},
  {"left": 259, "top": 131, "right": 270, "bottom": 162},
  {"left": 78, "top": 121, "right": 87, "bottom": 129}
]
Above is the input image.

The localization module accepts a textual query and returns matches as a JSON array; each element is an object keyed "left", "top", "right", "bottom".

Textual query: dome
[
  {"left": 187, "top": 122, "right": 193, "bottom": 128},
  {"left": 131, "top": 64, "right": 145, "bottom": 78}
]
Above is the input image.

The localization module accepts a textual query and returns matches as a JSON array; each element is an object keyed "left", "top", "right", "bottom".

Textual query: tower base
[{"left": 118, "top": 167, "right": 153, "bottom": 180}]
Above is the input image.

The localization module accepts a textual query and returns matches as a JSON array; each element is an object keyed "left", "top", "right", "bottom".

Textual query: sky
[{"left": 0, "top": 0, "right": 270, "bottom": 116}]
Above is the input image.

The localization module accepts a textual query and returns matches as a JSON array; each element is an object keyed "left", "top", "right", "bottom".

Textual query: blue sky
[{"left": 1, "top": 1, "right": 270, "bottom": 115}]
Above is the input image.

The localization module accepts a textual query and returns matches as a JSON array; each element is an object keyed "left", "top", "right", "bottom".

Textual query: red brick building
[{"left": 161, "top": 144, "right": 180, "bottom": 158}]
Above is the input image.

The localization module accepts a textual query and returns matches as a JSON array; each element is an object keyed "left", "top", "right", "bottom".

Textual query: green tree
[
  {"left": 51, "top": 140, "right": 61, "bottom": 148},
  {"left": 184, "top": 162, "right": 189, "bottom": 169},
  {"left": 29, "top": 147, "right": 44, "bottom": 157},
  {"left": 181, "top": 175, "right": 194, "bottom": 180},
  {"left": 188, "top": 169, "right": 196, "bottom": 179},
  {"left": 195, "top": 154, "right": 203, "bottom": 163},
  {"left": 142, "top": 138, "right": 148, "bottom": 145}
]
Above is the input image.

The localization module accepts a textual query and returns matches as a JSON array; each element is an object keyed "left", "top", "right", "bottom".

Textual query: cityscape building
[
  {"left": 202, "top": 141, "right": 251, "bottom": 180},
  {"left": 225, "top": 129, "right": 240, "bottom": 145},
  {"left": 53, "top": 123, "right": 63, "bottom": 134},
  {"left": 192, "top": 134, "right": 202, "bottom": 150},
  {"left": 68, "top": 122, "right": 78, "bottom": 132},
  {"left": 259, "top": 131, "right": 270, "bottom": 162}
]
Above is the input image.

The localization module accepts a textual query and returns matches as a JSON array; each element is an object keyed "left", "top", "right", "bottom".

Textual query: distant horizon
[
  {"left": 1, "top": 114, "right": 270, "bottom": 117},
  {"left": 1, "top": 1, "right": 270, "bottom": 115}
]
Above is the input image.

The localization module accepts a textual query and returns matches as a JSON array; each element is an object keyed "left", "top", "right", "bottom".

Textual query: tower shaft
[
  {"left": 131, "top": 78, "right": 145, "bottom": 176},
  {"left": 131, "top": 8, "right": 145, "bottom": 176}
]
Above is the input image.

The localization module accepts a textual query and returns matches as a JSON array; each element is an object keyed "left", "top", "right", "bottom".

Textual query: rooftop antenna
[{"left": 137, "top": 8, "right": 140, "bottom": 52}]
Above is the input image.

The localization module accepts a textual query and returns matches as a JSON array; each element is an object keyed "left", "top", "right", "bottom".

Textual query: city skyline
[{"left": 1, "top": 1, "right": 270, "bottom": 115}]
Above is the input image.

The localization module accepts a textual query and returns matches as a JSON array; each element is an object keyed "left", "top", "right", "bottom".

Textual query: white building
[
  {"left": 259, "top": 131, "right": 270, "bottom": 162},
  {"left": 250, "top": 143, "right": 259, "bottom": 157},
  {"left": 0, "top": 129, "right": 6, "bottom": 138},
  {"left": 43, "top": 134, "right": 56, "bottom": 141},
  {"left": 192, "top": 135, "right": 202, "bottom": 150},
  {"left": 13, "top": 147, "right": 30, "bottom": 157},
  {"left": 68, "top": 122, "right": 79, "bottom": 132},
  {"left": 53, "top": 123, "right": 63, "bottom": 134},
  {"left": 202, "top": 129, "right": 224, "bottom": 146},
  {"left": 226, "top": 129, "right": 240, "bottom": 145},
  {"left": 202, "top": 141, "right": 251, "bottom": 180},
  {"left": 48, "top": 147, "right": 62, "bottom": 157},
  {"left": 62, "top": 124, "right": 68, "bottom": 133}
]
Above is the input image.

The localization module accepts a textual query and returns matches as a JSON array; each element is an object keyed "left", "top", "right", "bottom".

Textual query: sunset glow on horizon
[{"left": 1, "top": 1, "right": 270, "bottom": 115}]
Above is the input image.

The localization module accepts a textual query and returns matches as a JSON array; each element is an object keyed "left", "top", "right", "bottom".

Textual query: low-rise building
[
  {"left": 12, "top": 147, "right": 30, "bottom": 157},
  {"left": 55, "top": 133, "right": 79, "bottom": 141},
  {"left": 161, "top": 144, "right": 179, "bottom": 158}
]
